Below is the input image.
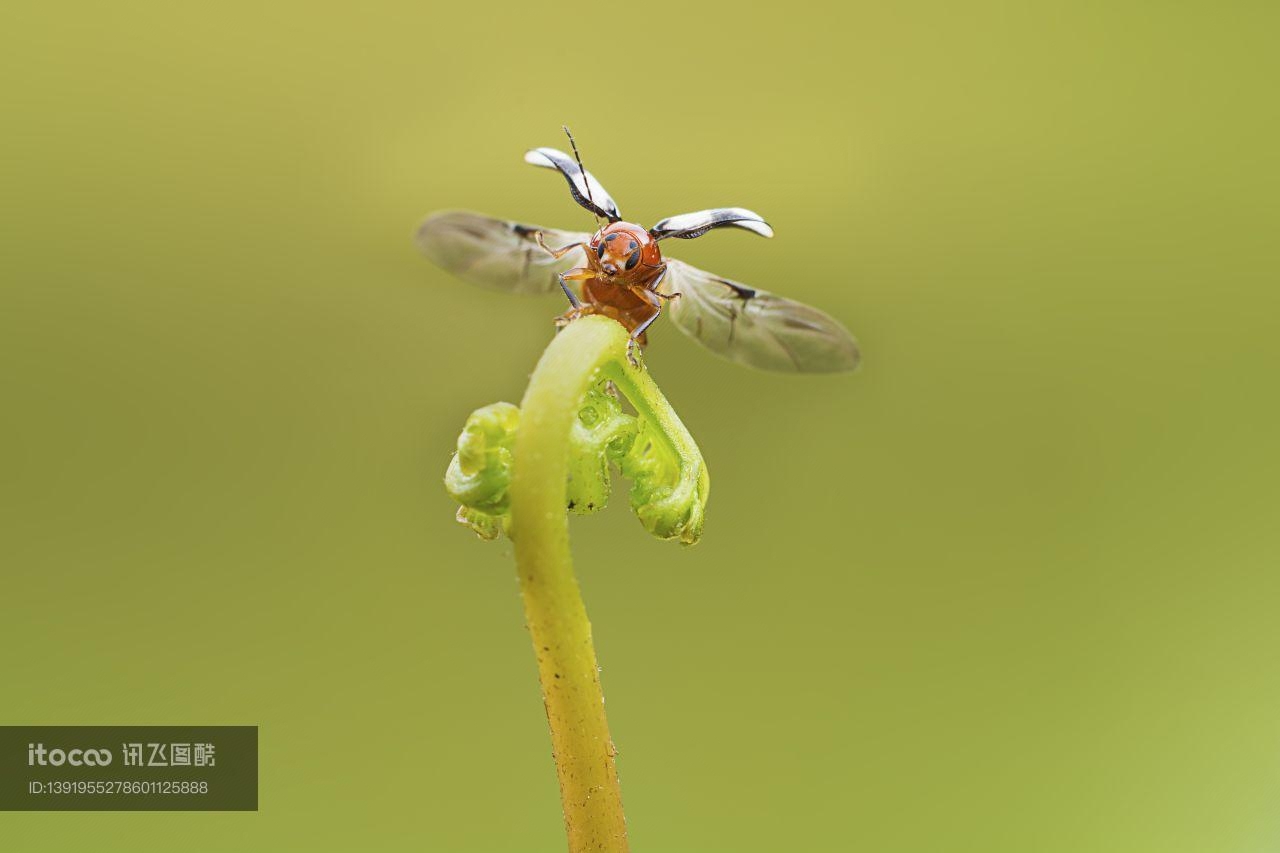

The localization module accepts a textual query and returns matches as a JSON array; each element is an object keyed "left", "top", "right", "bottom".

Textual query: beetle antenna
[{"left": 563, "top": 125, "right": 603, "bottom": 228}]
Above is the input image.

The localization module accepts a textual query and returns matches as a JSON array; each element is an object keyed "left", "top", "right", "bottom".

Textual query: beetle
[{"left": 417, "top": 129, "right": 860, "bottom": 372}]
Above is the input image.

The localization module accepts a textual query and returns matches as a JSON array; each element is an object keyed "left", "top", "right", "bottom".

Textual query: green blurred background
[{"left": 2, "top": 1, "right": 1277, "bottom": 850}]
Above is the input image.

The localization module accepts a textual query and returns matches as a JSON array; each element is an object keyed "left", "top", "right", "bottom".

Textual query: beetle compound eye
[
  {"left": 625, "top": 249, "right": 642, "bottom": 270},
  {"left": 596, "top": 243, "right": 606, "bottom": 259}
]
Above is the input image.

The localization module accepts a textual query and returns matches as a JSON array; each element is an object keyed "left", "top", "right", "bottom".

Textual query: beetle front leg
[
  {"left": 536, "top": 232, "right": 605, "bottom": 309},
  {"left": 557, "top": 273, "right": 581, "bottom": 308},
  {"left": 626, "top": 288, "right": 664, "bottom": 367},
  {"left": 555, "top": 267, "right": 596, "bottom": 310},
  {"left": 535, "top": 231, "right": 589, "bottom": 261},
  {"left": 647, "top": 265, "right": 681, "bottom": 301},
  {"left": 627, "top": 313, "right": 657, "bottom": 366}
]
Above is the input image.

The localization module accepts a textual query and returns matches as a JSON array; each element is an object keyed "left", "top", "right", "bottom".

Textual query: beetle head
[{"left": 592, "top": 223, "right": 657, "bottom": 276}]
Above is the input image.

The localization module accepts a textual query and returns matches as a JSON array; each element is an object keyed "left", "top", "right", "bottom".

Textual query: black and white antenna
[{"left": 562, "top": 125, "right": 602, "bottom": 229}]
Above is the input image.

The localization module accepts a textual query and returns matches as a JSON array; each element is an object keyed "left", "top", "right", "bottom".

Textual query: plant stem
[{"left": 508, "top": 316, "right": 637, "bottom": 853}]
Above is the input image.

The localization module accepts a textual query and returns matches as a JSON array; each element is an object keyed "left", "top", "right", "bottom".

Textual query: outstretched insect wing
[
  {"left": 650, "top": 208, "right": 774, "bottom": 240},
  {"left": 661, "top": 258, "right": 860, "bottom": 372},
  {"left": 524, "top": 147, "right": 622, "bottom": 222},
  {"left": 416, "top": 210, "right": 591, "bottom": 296}
]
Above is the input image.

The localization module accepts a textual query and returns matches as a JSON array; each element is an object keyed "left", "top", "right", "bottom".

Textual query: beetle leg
[
  {"left": 644, "top": 265, "right": 681, "bottom": 300},
  {"left": 557, "top": 273, "right": 581, "bottom": 308},
  {"left": 535, "top": 231, "right": 589, "bottom": 261},
  {"left": 536, "top": 232, "right": 605, "bottom": 309},
  {"left": 554, "top": 266, "right": 597, "bottom": 314},
  {"left": 626, "top": 288, "right": 664, "bottom": 366}
]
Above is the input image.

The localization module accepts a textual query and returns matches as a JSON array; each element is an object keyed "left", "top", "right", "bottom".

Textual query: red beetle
[{"left": 418, "top": 129, "right": 860, "bottom": 372}]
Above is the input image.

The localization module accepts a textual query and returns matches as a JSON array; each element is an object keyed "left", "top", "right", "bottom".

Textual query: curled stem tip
[{"left": 445, "top": 316, "right": 708, "bottom": 544}]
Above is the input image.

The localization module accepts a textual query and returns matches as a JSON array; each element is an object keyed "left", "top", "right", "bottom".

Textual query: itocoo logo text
[{"left": 27, "top": 743, "right": 113, "bottom": 766}]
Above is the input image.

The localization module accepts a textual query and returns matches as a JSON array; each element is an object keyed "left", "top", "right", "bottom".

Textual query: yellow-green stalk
[{"left": 445, "top": 316, "right": 708, "bottom": 852}]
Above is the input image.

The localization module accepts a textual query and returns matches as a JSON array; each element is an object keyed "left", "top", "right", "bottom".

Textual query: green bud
[
  {"left": 444, "top": 402, "right": 519, "bottom": 537},
  {"left": 445, "top": 382, "right": 707, "bottom": 545}
]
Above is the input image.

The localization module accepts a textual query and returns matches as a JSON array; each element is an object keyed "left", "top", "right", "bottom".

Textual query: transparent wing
[
  {"left": 524, "top": 147, "right": 622, "bottom": 221},
  {"left": 662, "top": 259, "right": 860, "bottom": 372},
  {"left": 651, "top": 207, "right": 773, "bottom": 240},
  {"left": 415, "top": 210, "right": 591, "bottom": 296}
]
